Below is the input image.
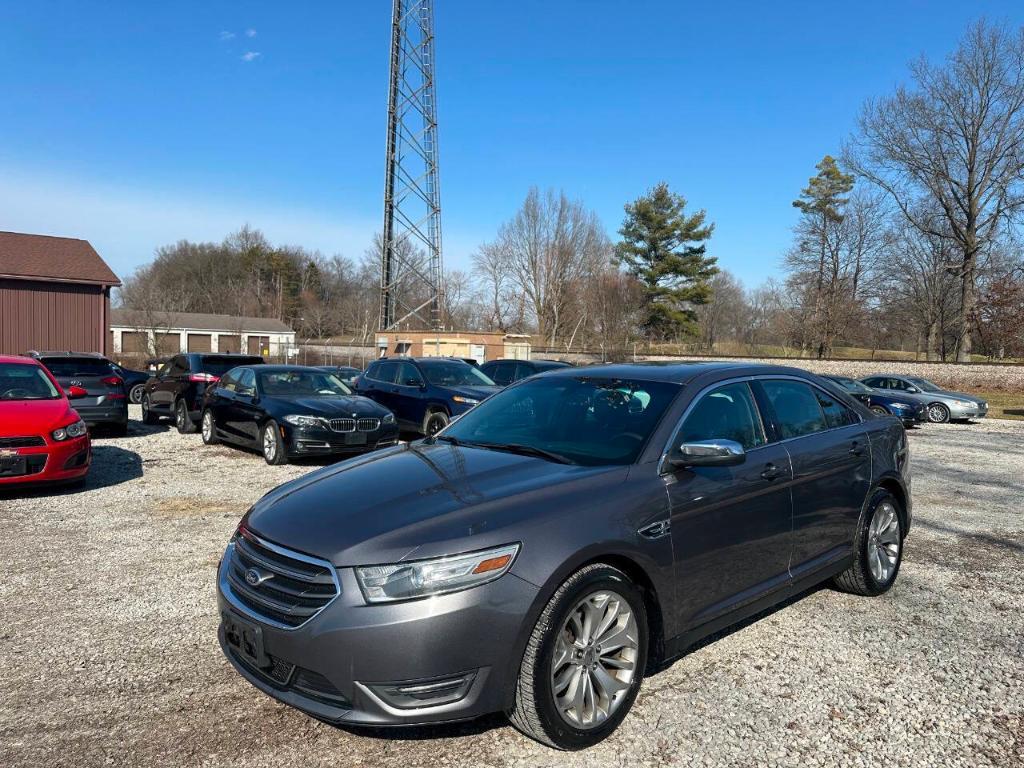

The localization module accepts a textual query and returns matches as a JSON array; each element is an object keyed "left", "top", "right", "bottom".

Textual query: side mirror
[
  {"left": 668, "top": 439, "right": 746, "bottom": 468},
  {"left": 906, "top": 386, "right": 919, "bottom": 394}
]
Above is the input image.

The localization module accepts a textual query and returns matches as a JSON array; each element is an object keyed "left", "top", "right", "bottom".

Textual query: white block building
[{"left": 109, "top": 309, "right": 296, "bottom": 359}]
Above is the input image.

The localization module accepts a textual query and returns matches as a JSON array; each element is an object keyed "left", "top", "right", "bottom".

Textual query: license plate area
[
  {"left": 345, "top": 432, "right": 367, "bottom": 445},
  {"left": 222, "top": 611, "right": 269, "bottom": 669},
  {"left": 0, "top": 456, "right": 27, "bottom": 477}
]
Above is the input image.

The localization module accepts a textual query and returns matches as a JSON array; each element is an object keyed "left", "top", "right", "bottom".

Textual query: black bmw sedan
[{"left": 200, "top": 365, "right": 398, "bottom": 464}]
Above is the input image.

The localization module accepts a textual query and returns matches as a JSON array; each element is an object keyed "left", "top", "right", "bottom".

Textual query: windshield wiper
[{"left": 469, "top": 442, "right": 576, "bottom": 465}]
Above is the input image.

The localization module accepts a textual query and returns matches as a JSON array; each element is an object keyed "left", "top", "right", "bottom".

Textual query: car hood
[
  {"left": 865, "top": 392, "right": 920, "bottom": 407},
  {"left": 264, "top": 395, "right": 388, "bottom": 418},
  {"left": 927, "top": 389, "right": 984, "bottom": 404},
  {"left": 245, "top": 443, "right": 621, "bottom": 566},
  {"left": 0, "top": 398, "right": 77, "bottom": 436}
]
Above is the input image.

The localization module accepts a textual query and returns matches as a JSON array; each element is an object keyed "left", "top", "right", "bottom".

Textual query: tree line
[{"left": 120, "top": 18, "right": 1024, "bottom": 362}]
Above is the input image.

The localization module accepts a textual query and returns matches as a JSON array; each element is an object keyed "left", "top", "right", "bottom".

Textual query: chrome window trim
[
  {"left": 219, "top": 529, "right": 342, "bottom": 631},
  {"left": 658, "top": 373, "right": 864, "bottom": 475}
]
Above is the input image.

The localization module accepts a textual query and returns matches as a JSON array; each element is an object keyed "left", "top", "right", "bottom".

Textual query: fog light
[{"left": 367, "top": 670, "right": 477, "bottom": 709}]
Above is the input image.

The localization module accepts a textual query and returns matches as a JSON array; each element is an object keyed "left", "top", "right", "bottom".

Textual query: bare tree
[
  {"left": 845, "top": 20, "right": 1024, "bottom": 360},
  {"left": 695, "top": 270, "right": 747, "bottom": 351}
]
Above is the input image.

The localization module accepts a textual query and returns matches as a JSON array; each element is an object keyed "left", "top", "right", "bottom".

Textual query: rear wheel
[
  {"left": 423, "top": 409, "right": 449, "bottom": 437},
  {"left": 927, "top": 402, "right": 950, "bottom": 423},
  {"left": 175, "top": 399, "right": 196, "bottom": 434},
  {"left": 262, "top": 420, "right": 288, "bottom": 465},
  {"left": 833, "top": 489, "right": 904, "bottom": 596},
  {"left": 141, "top": 394, "right": 159, "bottom": 425},
  {"left": 508, "top": 564, "right": 647, "bottom": 750},
  {"left": 129, "top": 383, "right": 145, "bottom": 404},
  {"left": 201, "top": 410, "right": 219, "bottom": 445}
]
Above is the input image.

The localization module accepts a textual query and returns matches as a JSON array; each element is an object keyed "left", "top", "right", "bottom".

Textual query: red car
[{"left": 0, "top": 355, "right": 91, "bottom": 488}]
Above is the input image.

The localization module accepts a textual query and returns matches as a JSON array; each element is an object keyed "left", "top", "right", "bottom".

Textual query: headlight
[
  {"left": 282, "top": 414, "right": 324, "bottom": 428},
  {"left": 52, "top": 419, "right": 87, "bottom": 441},
  {"left": 355, "top": 543, "right": 520, "bottom": 603},
  {"left": 952, "top": 399, "right": 974, "bottom": 408},
  {"left": 382, "top": 412, "right": 396, "bottom": 424},
  {"left": 452, "top": 395, "right": 480, "bottom": 405},
  {"left": 890, "top": 402, "right": 910, "bottom": 411}
]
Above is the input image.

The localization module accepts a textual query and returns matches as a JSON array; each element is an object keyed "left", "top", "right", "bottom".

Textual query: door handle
[
  {"left": 760, "top": 463, "right": 781, "bottom": 481},
  {"left": 849, "top": 442, "right": 864, "bottom": 456}
]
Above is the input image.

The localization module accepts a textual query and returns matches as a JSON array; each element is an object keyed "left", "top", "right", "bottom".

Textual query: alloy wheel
[
  {"left": 550, "top": 590, "right": 639, "bottom": 729},
  {"left": 927, "top": 403, "right": 950, "bottom": 423},
  {"left": 202, "top": 412, "right": 213, "bottom": 441},
  {"left": 263, "top": 427, "right": 276, "bottom": 461},
  {"left": 867, "top": 500, "right": 901, "bottom": 584}
]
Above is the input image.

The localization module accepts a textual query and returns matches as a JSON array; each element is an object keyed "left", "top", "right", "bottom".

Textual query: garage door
[
  {"left": 153, "top": 333, "right": 179, "bottom": 355},
  {"left": 187, "top": 333, "right": 212, "bottom": 353},
  {"left": 247, "top": 336, "right": 270, "bottom": 355},
  {"left": 121, "top": 331, "right": 148, "bottom": 354},
  {"left": 218, "top": 334, "right": 241, "bottom": 354}
]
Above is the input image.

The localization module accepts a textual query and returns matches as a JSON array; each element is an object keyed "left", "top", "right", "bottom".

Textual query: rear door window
[
  {"left": 235, "top": 369, "right": 256, "bottom": 396},
  {"left": 677, "top": 382, "right": 765, "bottom": 451},
  {"left": 397, "top": 362, "right": 424, "bottom": 387},
  {"left": 815, "top": 388, "right": 858, "bottom": 428},
  {"left": 169, "top": 356, "right": 190, "bottom": 377},
  {"left": 375, "top": 361, "right": 400, "bottom": 384},
  {"left": 760, "top": 380, "right": 827, "bottom": 439},
  {"left": 487, "top": 362, "right": 515, "bottom": 385}
]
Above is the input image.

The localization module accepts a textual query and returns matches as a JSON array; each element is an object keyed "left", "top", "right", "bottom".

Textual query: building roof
[
  {"left": 0, "top": 231, "right": 120, "bottom": 286},
  {"left": 110, "top": 308, "right": 294, "bottom": 334}
]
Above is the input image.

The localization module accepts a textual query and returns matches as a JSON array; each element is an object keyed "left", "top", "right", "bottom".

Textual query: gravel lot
[{"left": 1, "top": 407, "right": 1022, "bottom": 767}]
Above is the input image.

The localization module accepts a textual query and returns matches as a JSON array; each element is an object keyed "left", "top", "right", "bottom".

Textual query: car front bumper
[
  {"left": 0, "top": 435, "right": 90, "bottom": 486},
  {"left": 216, "top": 548, "right": 539, "bottom": 726},
  {"left": 947, "top": 402, "right": 987, "bottom": 419},
  {"left": 283, "top": 423, "right": 401, "bottom": 457}
]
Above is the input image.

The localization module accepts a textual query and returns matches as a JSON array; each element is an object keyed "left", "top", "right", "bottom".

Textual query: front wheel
[
  {"left": 423, "top": 409, "right": 449, "bottom": 437},
  {"left": 870, "top": 405, "right": 889, "bottom": 416},
  {"left": 261, "top": 420, "right": 288, "bottom": 465},
  {"left": 508, "top": 564, "right": 647, "bottom": 750},
  {"left": 833, "top": 489, "right": 904, "bottom": 596},
  {"left": 201, "top": 410, "right": 219, "bottom": 445},
  {"left": 927, "top": 402, "right": 950, "bottom": 423}
]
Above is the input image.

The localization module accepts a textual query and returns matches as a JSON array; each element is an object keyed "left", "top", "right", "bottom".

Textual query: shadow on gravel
[
  {"left": 333, "top": 712, "right": 507, "bottom": 742},
  {"left": 914, "top": 519, "right": 1024, "bottom": 554},
  {"left": 0, "top": 445, "right": 142, "bottom": 499}
]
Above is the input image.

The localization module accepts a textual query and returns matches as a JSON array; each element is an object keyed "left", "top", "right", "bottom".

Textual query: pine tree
[{"left": 615, "top": 182, "right": 717, "bottom": 340}]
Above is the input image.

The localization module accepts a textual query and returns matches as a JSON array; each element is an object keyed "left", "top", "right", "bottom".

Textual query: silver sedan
[{"left": 860, "top": 374, "right": 987, "bottom": 423}]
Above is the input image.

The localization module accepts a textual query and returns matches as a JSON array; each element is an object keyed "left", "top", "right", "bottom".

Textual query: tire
[
  {"left": 141, "top": 394, "right": 160, "bottom": 425},
  {"left": 201, "top": 409, "right": 219, "bottom": 445},
  {"left": 129, "top": 383, "right": 145, "bottom": 404},
  {"left": 926, "top": 402, "right": 950, "bottom": 423},
  {"left": 833, "top": 489, "right": 904, "bottom": 596},
  {"left": 175, "top": 399, "right": 196, "bottom": 434},
  {"left": 870, "top": 405, "right": 889, "bottom": 416},
  {"left": 423, "top": 409, "right": 450, "bottom": 437},
  {"left": 508, "top": 564, "right": 648, "bottom": 750},
  {"left": 261, "top": 420, "right": 288, "bottom": 465}
]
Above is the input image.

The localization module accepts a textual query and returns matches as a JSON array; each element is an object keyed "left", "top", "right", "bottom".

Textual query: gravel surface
[{"left": 1, "top": 408, "right": 1022, "bottom": 767}]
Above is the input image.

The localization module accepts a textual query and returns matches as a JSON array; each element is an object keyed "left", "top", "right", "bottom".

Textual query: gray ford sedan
[{"left": 217, "top": 362, "right": 912, "bottom": 749}]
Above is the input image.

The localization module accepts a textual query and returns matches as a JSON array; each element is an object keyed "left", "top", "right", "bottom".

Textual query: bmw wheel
[
  {"left": 833, "top": 489, "right": 904, "bottom": 596},
  {"left": 201, "top": 410, "right": 219, "bottom": 445},
  {"left": 262, "top": 420, "right": 288, "bottom": 465},
  {"left": 509, "top": 564, "right": 647, "bottom": 749},
  {"left": 927, "top": 402, "right": 950, "bottom": 423}
]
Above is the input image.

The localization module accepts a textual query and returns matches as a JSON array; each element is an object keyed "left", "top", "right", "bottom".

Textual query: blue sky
[{"left": 2, "top": 1, "right": 1022, "bottom": 289}]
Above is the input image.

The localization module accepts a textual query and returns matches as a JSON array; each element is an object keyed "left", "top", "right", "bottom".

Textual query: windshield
[
  {"left": 258, "top": 369, "right": 352, "bottom": 397},
  {"left": 833, "top": 377, "right": 873, "bottom": 394},
  {"left": 907, "top": 377, "right": 941, "bottom": 392},
  {"left": 438, "top": 376, "right": 680, "bottom": 466},
  {"left": 39, "top": 357, "right": 109, "bottom": 377},
  {"left": 0, "top": 363, "right": 61, "bottom": 400},
  {"left": 422, "top": 361, "right": 495, "bottom": 387}
]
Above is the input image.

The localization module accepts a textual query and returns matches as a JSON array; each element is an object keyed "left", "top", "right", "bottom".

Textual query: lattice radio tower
[{"left": 379, "top": 0, "right": 443, "bottom": 331}]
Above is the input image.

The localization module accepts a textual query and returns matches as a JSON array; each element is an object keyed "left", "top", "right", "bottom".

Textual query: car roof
[
  {"left": 248, "top": 364, "right": 326, "bottom": 373},
  {"left": 0, "top": 354, "right": 43, "bottom": 366},
  {"left": 27, "top": 350, "right": 106, "bottom": 359},
  {"left": 377, "top": 356, "right": 471, "bottom": 365},
  {"left": 537, "top": 360, "right": 823, "bottom": 385}
]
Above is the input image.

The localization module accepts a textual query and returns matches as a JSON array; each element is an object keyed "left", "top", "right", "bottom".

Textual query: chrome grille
[
  {"left": 357, "top": 417, "right": 380, "bottom": 431},
  {"left": 224, "top": 530, "right": 339, "bottom": 628},
  {"left": 328, "top": 418, "right": 355, "bottom": 432}
]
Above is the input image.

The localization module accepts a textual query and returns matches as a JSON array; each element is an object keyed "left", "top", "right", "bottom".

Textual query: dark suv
[
  {"left": 27, "top": 351, "right": 129, "bottom": 435},
  {"left": 480, "top": 358, "right": 571, "bottom": 386},
  {"left": 218, "top": 363, "right": 911, "bottom": 748},
  {"left": 356, "top": 357, "right": 500, "bottom": 435},
  {"left": 142, "top": 353, "right": 264, "bottom": 432}
]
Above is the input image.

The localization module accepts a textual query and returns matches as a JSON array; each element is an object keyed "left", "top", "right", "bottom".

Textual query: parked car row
[{"left": 824, "top": 373, "right": 988, "bottom": 425}]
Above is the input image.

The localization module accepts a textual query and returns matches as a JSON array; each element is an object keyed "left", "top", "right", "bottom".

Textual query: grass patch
[{"left": 967, "top": 390, "right": 1024, "bottom": 420}]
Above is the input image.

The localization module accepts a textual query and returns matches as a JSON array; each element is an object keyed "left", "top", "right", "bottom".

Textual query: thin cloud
[
  {"left": 241, "top": 51, "right": 262, "bottom": 62},
  {"left": 219, "top": 31, "right": 235, "bottom": 41},
  {"left": 245, "top": 28, "right": 257, "bottom": 38}
]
